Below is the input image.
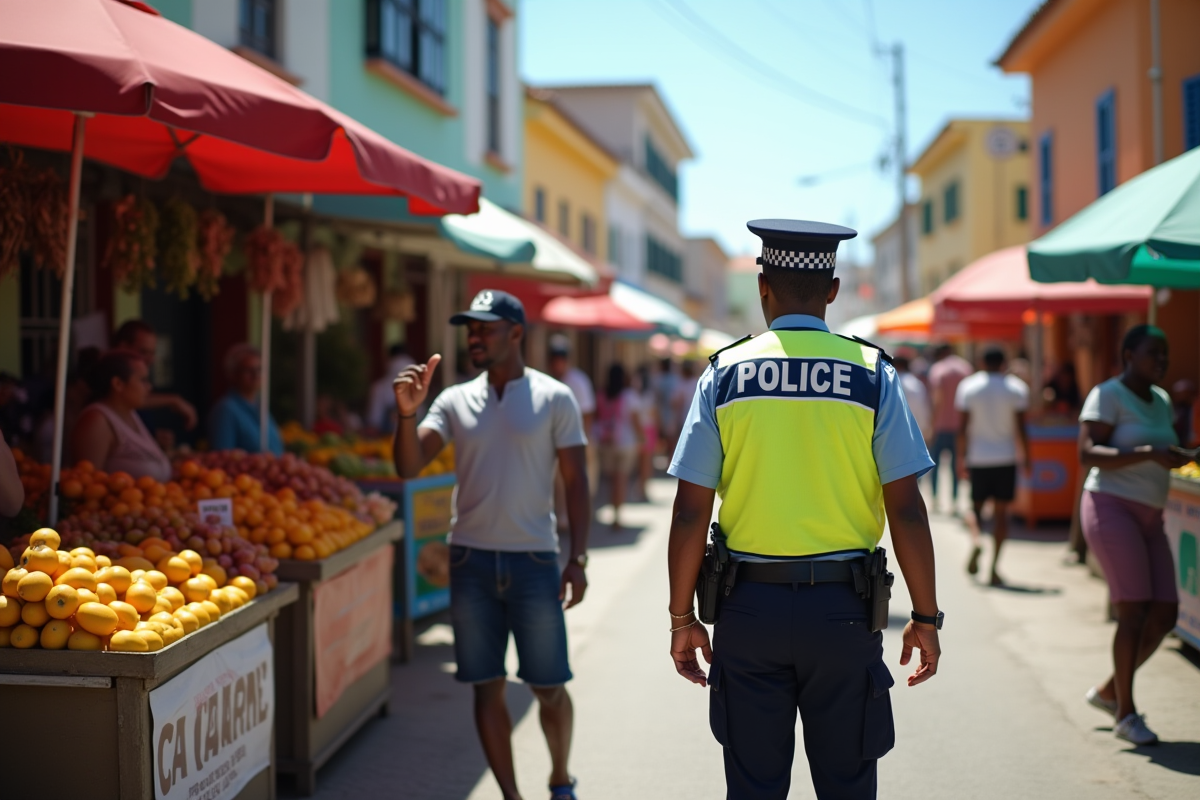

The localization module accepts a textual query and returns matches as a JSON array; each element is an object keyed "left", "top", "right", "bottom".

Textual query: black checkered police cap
[{"left": 747, "top": 219, "right": 857, "bottom": 270}]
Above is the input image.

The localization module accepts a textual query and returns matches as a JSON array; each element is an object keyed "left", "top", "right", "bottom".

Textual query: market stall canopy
[
  {"left": 611, "top": 280, "right": 702, "bottom": 340},
  {"left": 542, "top": 293, "right": 655, "bottom": 332},
  {"left": 838, "top": 314, "right": 878, "bottom": 341},
  {"left": 1028, "top": 146, "right": 1200, "bottom": 287},
  {"left": 0, "top": 0, "right": 480, "bottom": 214},
  {"left": 875, "top": 298, "right": 932, "bottom": 338},
  {"left": 440, "top": 199, "right": 598, "bottom": 285},
  {"left": 933, "top": 246, "right": 1152, "bottom": 319}
]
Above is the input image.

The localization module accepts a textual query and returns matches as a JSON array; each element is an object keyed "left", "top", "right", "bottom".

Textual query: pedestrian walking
[
  {"left": 655, "top": 357, "right": 679, "bottom": 455},
  {"left": 595, "top": 363, "right": 644, "bottom": 530},
  {"left": 1078, "top": 325, "right": 1187, "bottom": 746},
  {"left": 893, "top": 352, "right": 932, "bottom": 443},
  {"left": 392, "top": 289, "right": 590, "bottom": 800},
  {"left": 635, "top": 363, "right": 658, "bottom": 498},
  {"left": 955, "top": 347, "right": 1030, "bottom": 586},
  {"left": 671, "top": 359, "right": 700, "bottom": 442},
  {"left": 666, "top": 220, "right": 942, "bottom": 800},
  {"left": 549, "top": 335, "right": 599, "bottom": 528},
  {"left": 927, "top": 344, "right": 972, "bottom": 512}
]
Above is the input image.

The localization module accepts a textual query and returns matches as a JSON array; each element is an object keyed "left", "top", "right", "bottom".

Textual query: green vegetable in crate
[
  {"left": 329, "top": 452, "right": 365, "bottom": 478},
  {"left": 158, "top": 197, "right": 200, "bottom": 298}
]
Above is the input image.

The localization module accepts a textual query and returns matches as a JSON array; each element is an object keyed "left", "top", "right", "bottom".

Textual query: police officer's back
[{"left": 665, "top": 220, "right": 943, "bottom": 800}]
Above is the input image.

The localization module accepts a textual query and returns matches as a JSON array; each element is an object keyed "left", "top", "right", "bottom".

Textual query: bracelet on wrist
[
  {"left": 670, "top": 620, "right": 697, "bottom": 633},
  {"left": 669, "top": 607, "right": 695, "bottom": 620}
]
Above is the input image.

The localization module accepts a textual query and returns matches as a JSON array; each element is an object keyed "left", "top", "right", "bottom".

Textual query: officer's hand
[
  {"left": 560, "top": 562, "right": 587, "bottom": 609},
  {"left": 670, "top": 620, "right": 712, "bottom": 687},
  {"left": 900, "top": 621, "right": 940, "bottom": 686}
]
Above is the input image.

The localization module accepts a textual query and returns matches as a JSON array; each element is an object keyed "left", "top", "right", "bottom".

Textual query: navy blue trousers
[{"left": 709, "top": 580, "right": 896, "bottom": 800}]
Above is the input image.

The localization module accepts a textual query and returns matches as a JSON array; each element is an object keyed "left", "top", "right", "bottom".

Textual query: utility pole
[{"left": 892, "top": 42, "right": 910, "bottom": 304}]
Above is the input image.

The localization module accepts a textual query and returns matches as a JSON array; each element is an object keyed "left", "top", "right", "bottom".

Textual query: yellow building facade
[
  {"left": 523, "top": 88, "right": 618, "bottom": 259},
  {"left": 910, "top": 119, "right": 1033, "bottom": 294}
]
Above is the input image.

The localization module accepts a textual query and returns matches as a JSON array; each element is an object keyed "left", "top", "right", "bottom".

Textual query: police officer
[{"left": 666, "top": 220, "right": 943, "bottom": 799}]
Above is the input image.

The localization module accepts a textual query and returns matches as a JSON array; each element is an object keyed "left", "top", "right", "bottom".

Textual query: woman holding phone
[{"left": 1078, "top": 325, "right": 1188, "bottom": 746}]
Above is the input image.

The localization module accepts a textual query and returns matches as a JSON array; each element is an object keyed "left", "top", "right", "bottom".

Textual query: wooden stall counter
[
  {"left": 272, "top": 520, "right": 403, "bottom": 796},
  {"left": 1164, "top": 475, "right": 1200, "bottom": 651},
  {"left": 0, "top": 584, "right": 299, "bottom": 800}
]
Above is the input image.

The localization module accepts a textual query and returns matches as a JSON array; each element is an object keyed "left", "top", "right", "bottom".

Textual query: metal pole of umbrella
[
  {"left": 259, "top": 194, "right": 274, "bottom": 455},
  {"left": 49, "top": 114, "right": 88, "bottom": 525}
]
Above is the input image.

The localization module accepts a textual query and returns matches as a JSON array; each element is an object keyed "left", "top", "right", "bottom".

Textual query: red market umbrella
[
  {"left": 0, "top": 0, "right": 482, "bottom": 520},
  {"left": 0, "top": 0, "right": 480, "bottom": 212},
  {"left": 543, "top": 294, "right": 656, "bottom": 332}
]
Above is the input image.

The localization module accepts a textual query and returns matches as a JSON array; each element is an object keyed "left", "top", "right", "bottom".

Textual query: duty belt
[{"left": 737, "top": 559, "right": 858, "bottom": 585}]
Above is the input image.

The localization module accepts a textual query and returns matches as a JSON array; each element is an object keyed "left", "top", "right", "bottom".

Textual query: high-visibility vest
[{"left": 712, "top": 328, "right": 885, "bottom": 557}]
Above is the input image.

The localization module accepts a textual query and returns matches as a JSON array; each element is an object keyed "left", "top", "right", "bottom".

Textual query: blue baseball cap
[{"left": 450, "top": 289, "right": 526, "bottom": 326}]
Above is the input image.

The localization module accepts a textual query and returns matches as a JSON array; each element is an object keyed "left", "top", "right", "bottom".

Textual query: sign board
[
  {"left": 1163, "top": 486, "right": 1200, "bottom": 650},
  {"left": 150, "top": 624, "right": 273, "bottom": 800},
  {"left": 314, "top": 545, "right": 394, "bottom": 718},
  {"left": 197, "top": 498, "right": 234, "bottom": 530},
  {"left": 403, "top": 474, "right": 456, "bottom": 618}
]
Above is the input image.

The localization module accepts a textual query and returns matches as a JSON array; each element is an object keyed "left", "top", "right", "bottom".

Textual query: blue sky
[{"left": 520, "top": 0, "right": 1040, "bottom": 262}]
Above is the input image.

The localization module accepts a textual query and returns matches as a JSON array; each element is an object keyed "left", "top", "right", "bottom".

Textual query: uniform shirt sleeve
[
  {"left": 668, "top": 364, "right": 723, "bottom": 489},
  {"left": 552, "top": 387, "right": 588, "bottom": 449},
  {"left": 418, "top": 387, "right": 454, "bottom": 441},
  {"left": 873, "top": 361, "right": 935, "bottom": 484}
]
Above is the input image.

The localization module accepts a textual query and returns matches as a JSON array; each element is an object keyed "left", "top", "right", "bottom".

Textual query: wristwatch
[
  {"left": 911, "top": 610, "right": 944, "bottom": 629},
  {"left": 571, "top": 554, "right": 588, "bottom": 569}
]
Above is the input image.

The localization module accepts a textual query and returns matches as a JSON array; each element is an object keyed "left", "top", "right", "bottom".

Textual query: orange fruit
[
  {"left": 159, "top": 557, "right": 191, "bottom": 585},
  {"left": 229, "top": 576, "right": 258, "bottom": 600},
  {"left": 200, "top": 563, "right": 227, "bottom": 588},
  {"left": 77, "top": 602, "right": 119, "bottom": 636},
  {"left": 192, "top": 574, "right": 217, "bottom": 593},
  {"left": 2, "top": 568, "right": 26, "bottom": 598},
  {"left": 17, "top": 571, "right": 53, "bottom": 602},
  {"left": 181, "top": 578, "right": 210, "bottom": 604},
  {"left": 0, "top": 546, "right": 13, "bottom": 571},
  {"left": 178, "top": 550, "right": 203, "bottom": 577},
  {"left": 40, "top": 619, "right": 72, "bottom": 650},
  {"left": 116, "top": 556, "right": 155, "bottom": 573},
  {"left": 151, "top": 596, "right": 174, "bottom": 615},
  {"left": 109, "top": 630, "right": 149, "bottom": 652},
  {"left": 124, "top": 582, "right": 158, "bottom": 614},
  {"left": 21, "top": 601, "right": 49, "bottom": 627},
  {"left": 56, "top": 567, "right": 98, "bottom": 592},
  {"left": 141, "top": 570, "right": 169, "bottom": 591},
  {"left": 185, "top": 602, "right": 211, "bottom": 626},
  {"left": 208, "top": 590, "right": 233, "bottom": 615},
  {"left": 293, "top": 545, "right": 316, "bottom": 561},
  {"left": 199, "top": 600, "right": 222, "bottom": 621},
  {"left": 0, "top": 596, "right": 21, "bottom": 627},
  {"left": 158, "top": 586, "right": 186, "bottom": 611},
  {"left": 45, "top": 585, "right": 80, "bottom": 619},
  {"left": 142, "top": 544, "right": 170, "bottom": 564},
  {"left": 22, "top": 545, "right": 60, "bottom": 575},
  {"left": 68, "top": 546, "right": 96, "bottom": 560},
  {"left": 268, "top": 542, "right": 292, "bottom": 560},
  {"left": 94, "top": 555, "right": 112, "bottom": 568},
  {"left": 137, "top": 629, "right": 165, "bottom": 651},
  {"left": 97, "top": 566, "right": 132, "bottom": 595},
  {"left": 75, "top": 588, "right": 99, "bottom": 605},
  {"left": 67, "top": 629, "right": 104, "bottom": 650},
  {"left": 173, "top": 609, "right": 200, "bottom": 634},
  {"left": 108, "top": 471, "right": 134, "bottom": 493},
  {"left": 150, "top": 611, "right": 181, "bottom": 629},
  {"left": 70, "top": 554, "right": 97, "bottom": 572},
  {"left": 10, "top": 623, "right": 38, "bottom": 649},
  {"left": 95, "top": 583, "right": 117, "bottom": 605},
  {"left": 108, "top": 600, "right": 139, "bottom": 631},
  {"left": 29, "top": 528, "right": 62, "bottom": 550},
  {"left": 53, "top": 550, "right": 72, "bottom": 578}
]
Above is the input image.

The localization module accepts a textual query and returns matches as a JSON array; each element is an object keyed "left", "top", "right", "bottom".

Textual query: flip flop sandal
[{"left": 549, "top": 777, "right": 578, "bottom": 800}]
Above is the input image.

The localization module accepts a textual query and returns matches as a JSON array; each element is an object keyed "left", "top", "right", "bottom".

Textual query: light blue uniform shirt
[
  {"left": 669, "top": 314, "right": 933, "bottom": 490},
  {"left": 208, "top": 392, "right": 284, "bottom": 456}
]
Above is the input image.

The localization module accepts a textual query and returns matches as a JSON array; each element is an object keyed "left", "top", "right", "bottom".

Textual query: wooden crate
[
  {"left": 0, "top": 584, "right": 299, "bottom": 800},
  {"left": 273, "top": 521, "right": 403, "bottom": 796}
]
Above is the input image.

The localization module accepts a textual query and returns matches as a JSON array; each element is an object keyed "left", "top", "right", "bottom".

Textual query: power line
[{"left": 652, "top": 0, "right": 889, "bottom": 130}]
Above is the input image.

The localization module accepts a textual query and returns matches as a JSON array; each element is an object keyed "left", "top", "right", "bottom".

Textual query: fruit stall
[
  {"left": 0, "top": 526, "right": 299, "bottom": 800},
  {"left": 1164, "top": 466, "right": 1200, "bottom": 652},
  {"left": 1012, "top": 422, "right": 1082, "bottom": 526}
]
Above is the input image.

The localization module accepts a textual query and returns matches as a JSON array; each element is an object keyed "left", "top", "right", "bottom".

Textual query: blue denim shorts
[{"left": 449, "top": 545, "right": 573, "bottom": 687}]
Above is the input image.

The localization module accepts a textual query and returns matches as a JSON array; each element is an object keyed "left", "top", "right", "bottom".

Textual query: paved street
[{"left": 297, "top": 477, "right": 1200, "bottom": 799}]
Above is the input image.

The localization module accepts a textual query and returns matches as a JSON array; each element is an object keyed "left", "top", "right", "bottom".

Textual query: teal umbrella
[{"left": 1029, "top": 146, "right": 1200, "bottom": 287}]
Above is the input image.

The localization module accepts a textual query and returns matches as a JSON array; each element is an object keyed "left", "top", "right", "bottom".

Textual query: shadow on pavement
[
  {"left": 1123, "top": 741, "right": 1200, "bottom": 776},
  {"left": 1172, "top": 640, "right": 1200, "bottom": 671},
  {"left": 280, "top": 611, "right": 534, "bottom": 799},
  {"left": 982, "top": 581, "right": 1064, "bottom": 596}
]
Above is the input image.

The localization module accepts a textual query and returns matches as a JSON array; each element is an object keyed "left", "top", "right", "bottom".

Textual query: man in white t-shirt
[
  {"left": 955, "top": 347, "right": 1030, "bottom": 586},
  {"left": 393, "top": 290, "right": 589, "bottom": 800},
  {"left": 549, "top": 335, "right": 598, "bottom": 516}
]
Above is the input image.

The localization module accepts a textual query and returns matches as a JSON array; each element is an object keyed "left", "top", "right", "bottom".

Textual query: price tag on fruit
[{"left": 197, "top": 497, "right": 234, "bottom": 529}]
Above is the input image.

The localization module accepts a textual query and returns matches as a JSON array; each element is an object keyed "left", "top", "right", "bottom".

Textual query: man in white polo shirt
[{"left": 393, "top": 290, "right": 590, "bottom": 800}]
